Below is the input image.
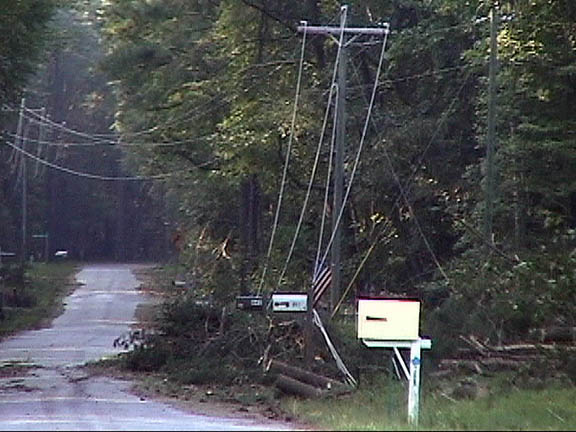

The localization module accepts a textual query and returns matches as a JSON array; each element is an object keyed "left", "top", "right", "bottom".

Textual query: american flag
[{"left": 312, "top": 264, "right": 331, "bottom": 307}]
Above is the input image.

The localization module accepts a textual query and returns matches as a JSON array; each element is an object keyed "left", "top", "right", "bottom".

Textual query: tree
[
  {"left": 97, "top": 0, "right": 576, "bottom": 347},
  {"left": 0, "top": 0, "right": 58, "bottom": 104},
  {"left": 0, "top": 0, "right": 59, "bottom": 256}
]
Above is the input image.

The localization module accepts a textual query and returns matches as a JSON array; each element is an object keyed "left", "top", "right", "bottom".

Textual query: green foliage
[
  {"left": 0, "top": 0, "right": 58, "bottom": 103},
  {"left": 0, "top": 262, "right": 77, "bottom": 338},
  {"left": 118, "top": 296, "right": 274, "bottom": 384},
  {"left": 423, "top": 247, "right": 576, "bottom": 359},
  {"left": 98, "top": 0, "right": 576, "bottom": 362}
]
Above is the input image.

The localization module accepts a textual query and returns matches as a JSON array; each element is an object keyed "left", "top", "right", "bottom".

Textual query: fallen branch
[
  {"left": 528, "top": 327, "right": 576, "bottom": 344},
  {"left": 274, "top": 374, "right": 327, "bottom": 399},
  {"left": 266, "top": 359, "right": 351, "bottom": 394}
]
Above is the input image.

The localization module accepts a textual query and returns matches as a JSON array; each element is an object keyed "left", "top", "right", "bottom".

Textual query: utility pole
[
  {"left": 332, "top": 6, "right": 348, "bottom": 317},
  {"left": 484, "top": 6, "right": 498, "bottom": 248},
  {"left": 14, "top": 99, "right": 46, "bottom": 265},
  {"left": 297, "top": 6, "right": 389, "bottom": 365},
  {"left": 298, "top": 7, "right": 388, "bottom": 313},
  {"left": 21, "top": 121, "right": 30, "bottom": 266},
  {"left": 34, "top": 107, "right": 46, "bottom": 178},
  {"left": 15, "top": 98, "right": 27, "bottom": 267},
  {"left": 11, "top": 98, "right": 25, "bottom": 175}
]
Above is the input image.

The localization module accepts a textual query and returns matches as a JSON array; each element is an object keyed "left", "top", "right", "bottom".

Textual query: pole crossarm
[{"left": 297, "top": 24, "right": 389, "bottom": 36}]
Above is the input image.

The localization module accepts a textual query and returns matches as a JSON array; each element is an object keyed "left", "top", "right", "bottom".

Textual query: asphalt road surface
[{"left": 0, "top": 263, "right": 298, "bottom": 431}]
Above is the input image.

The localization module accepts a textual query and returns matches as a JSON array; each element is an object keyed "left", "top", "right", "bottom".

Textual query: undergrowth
[{"left": 0, "top": 261, "right": 78, "bottom": 338}]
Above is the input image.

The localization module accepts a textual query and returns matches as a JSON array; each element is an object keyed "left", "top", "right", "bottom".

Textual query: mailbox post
[{"left": 358, "top": 298, "right": 432, "bottom": 425}]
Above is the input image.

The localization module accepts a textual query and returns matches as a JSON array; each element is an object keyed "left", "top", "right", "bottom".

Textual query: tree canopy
[
  {"left": 97, "top": 0, "right": 576, "bottom": 342},
  {"left": 1, "top": 0, "right": 574, "bottom": 347}
]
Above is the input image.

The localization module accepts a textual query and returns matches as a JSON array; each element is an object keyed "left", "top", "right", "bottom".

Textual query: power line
[
  {"left": 2, "top": 130, "right": 214, "bottom": 148},
  {"left": 2, "top": 138, "right": 176, "bottom": 182},
  {"left": 348, "top": 56, "right": 451, "bottom": 282},
  {"left": 2, "top": 59, "right": 476, "bottom": 153},
  {"left": 257, "top": 21, "right": 310, "bottom": 295},
  {"left": 11, "top": 55, "right": 299, "bottom": 145}
]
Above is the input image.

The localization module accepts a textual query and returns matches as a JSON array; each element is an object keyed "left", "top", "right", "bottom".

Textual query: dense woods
[
  {"left": 1, "top": 0, "right": 575, "bottom": 372},
  {"left": 98, "top": 0, "right": 576, "bottom": 345},
  {"left": 0, "top": 1, "right": 169, "bottom": 263}
]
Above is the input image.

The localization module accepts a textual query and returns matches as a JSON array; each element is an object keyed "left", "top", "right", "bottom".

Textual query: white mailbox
[
  {"left": 357, "top": 298, "right": 430, "bottom": 425},
  {"left": 271, "top": 293, "right": 307, "bottom": 312},
  {"left": 357, "top": 298, "right": 420, "bottom": 340}
]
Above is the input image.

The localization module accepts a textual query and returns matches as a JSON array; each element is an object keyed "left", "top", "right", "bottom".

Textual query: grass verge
[
  {"left": 0, "top": 261, "right": 79, "bottom": 340},
  {"left": 280, "top": 374, "right": 576, "bottom": 430}
]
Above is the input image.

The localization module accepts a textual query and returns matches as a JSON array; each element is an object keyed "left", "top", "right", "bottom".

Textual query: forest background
[{"left": 1, "top": 0, "right": 575, "bottom": 386}]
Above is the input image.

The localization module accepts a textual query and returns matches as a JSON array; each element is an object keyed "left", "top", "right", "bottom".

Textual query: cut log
[
  {"left": 528, "top": 327, "right": 576, "bottom": 343},
  {"left": 439, "top": 356, "right": 562, "bottom": 373},
  {"left": 266, "top": 359, "right": 351, "bottom": 393},
  {"left": 275, "top": 374, "right": 326, "bottom": 398},
  {"left": 455, "top": 343, "right": 576, "bottom": 360}
]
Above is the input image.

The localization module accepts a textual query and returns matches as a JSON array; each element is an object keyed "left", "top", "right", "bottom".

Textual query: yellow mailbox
[{"left": 357, "top": 298, "right": 420, "bottom": 340}]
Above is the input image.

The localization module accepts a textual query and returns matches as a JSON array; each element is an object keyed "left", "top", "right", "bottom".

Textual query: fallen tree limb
[
  {"left": 266, "top": 359, "right": 351, "bottom": 393},
  {"left": 528, "top": 327, "right": 576, "bottom": 343},
  {"left": 455, "top": 343, "right": 576, "bottom": 359},
  {"left": 274, "top": 374, "right": 327, "bottom": 399},
  {"left": 439, "top": 356, "right": 563, "bottom": 373}
]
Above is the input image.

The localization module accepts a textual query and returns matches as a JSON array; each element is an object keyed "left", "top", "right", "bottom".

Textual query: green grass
[
  {"left": 281, "top": 375, "right": 576, "bottom": 431},
  {"left": 422, "top": 385, "right": 576, "bottom": 431},
  {"left": 0, "top": 261, "right": 79, "bottom": 339}
]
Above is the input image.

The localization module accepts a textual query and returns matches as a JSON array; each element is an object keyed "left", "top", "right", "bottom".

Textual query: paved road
[{"left": 0, "top": 264, "right": 298, "bottom": 431}]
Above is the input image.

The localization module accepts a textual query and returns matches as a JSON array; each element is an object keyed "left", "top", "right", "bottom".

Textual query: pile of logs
[
  {"left": 265, "top": 359, "right": 353, "bottom": 399},
  {"left": 436, "top": 328, "right": 576, "bottom": 376}
]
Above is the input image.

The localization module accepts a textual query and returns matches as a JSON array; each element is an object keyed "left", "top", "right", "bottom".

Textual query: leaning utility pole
[
  {"left": 298, "top": 6, "right": 389, "bottom": 314},
  {"left": 332, "top": 6, "right": 348, "bottom": 318},
  {"left": 297, "top": 5, "right": 389, "bottom": 365},
  {"left": 484, "top": 6, "right": 498, "bottom": 248}
]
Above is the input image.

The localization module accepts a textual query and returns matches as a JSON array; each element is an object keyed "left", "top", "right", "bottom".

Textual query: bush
[
  {"left": 420, "top": 249, "right": 576, "bottom": 363},
  {"left": 123, "top": 344, "right": 170, "bottom": 372},
  {"left": 119, "top": 296, "right": 391, "bottom": 387}
]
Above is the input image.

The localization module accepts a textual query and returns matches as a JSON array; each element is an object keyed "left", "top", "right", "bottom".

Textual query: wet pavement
[{"left": 0, "top": 264, "right": 299, "bottom": 431}]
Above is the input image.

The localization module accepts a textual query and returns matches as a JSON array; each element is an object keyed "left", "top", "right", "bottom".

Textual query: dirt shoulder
[{"left": 85, "top": 360, "right": 304, "bottom": 427}]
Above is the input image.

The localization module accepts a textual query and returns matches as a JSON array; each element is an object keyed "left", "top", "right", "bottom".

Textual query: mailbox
[
  {"left": 236, "top": 295, "right": 264, "bottom": 311},
  {"left": 357, "top": 298, "right": 420, "bottom": 340},
  {"left": 271, "top": 293, "right": 307, "bottom": 313}
]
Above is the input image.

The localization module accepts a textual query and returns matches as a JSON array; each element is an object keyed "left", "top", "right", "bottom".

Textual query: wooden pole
[
  {"left": 484, "top": 6, "right": 498, "bottom": 247},
  {"left": 331, "top": 5, "right": 348, "bottom": 314}
]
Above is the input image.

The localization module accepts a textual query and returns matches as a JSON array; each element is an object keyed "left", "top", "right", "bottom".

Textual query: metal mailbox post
[{"left": 357, "top": 299, "right": 432, "bottom": 425}]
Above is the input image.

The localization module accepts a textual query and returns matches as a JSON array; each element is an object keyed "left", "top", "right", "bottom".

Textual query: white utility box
[
  {"left": 271, "top": 293, "right": 307, "bottom": 312},
  {"left": 357, "top": 298, "right": 420, "bottom": 340}
]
